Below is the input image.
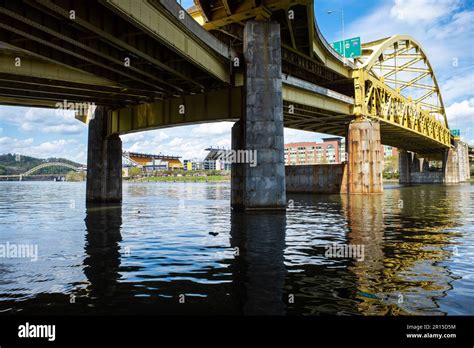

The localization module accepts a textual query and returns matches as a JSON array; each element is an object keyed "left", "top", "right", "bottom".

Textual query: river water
[{"left": 0, "top": 181, "right": 473, "bottom": 315}]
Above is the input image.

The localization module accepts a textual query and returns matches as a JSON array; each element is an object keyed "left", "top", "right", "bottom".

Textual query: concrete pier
[
  {"left": 231, "top": 21, "right": 286, "bottom": 210},
  {"left": 86, "top": 106, "right": 122, "bottom": 202},
  {"left": 346, "top": 119, "right": 383, "bottom": 194},
  {"left": 398, "top": 141, "right": 470, "bottom": 184}
]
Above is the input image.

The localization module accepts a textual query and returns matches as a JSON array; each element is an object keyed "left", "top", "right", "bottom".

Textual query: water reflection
[
  {"left": 283, "top": 194, "right": 358, "bottom": 315},
  {"left": 342, "top": 195, "right": 387, "bottom": 315},
  {"left": 230, "top": 211, "right": 287, "bottom": 315},
  {"left": 342, "top": 188, "right": 460, "bottom": 315},
  {"left": 83, "top": 203, "right": 122, "bottom": 301},
  {"left": 0, "top": 182, "right": 472, "bottom": 315}
]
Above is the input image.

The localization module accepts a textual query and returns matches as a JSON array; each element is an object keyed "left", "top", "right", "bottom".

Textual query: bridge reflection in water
[
  {"left": 78, "top": 189, "right": 465, "bottom": 315},
  {"left": 0, "top": 182, "right": 471, "bottom": 315}
]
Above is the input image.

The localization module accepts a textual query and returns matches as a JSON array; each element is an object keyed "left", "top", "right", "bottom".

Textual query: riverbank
[
  {"left": 383, "top": 178, "right": 399, "bottom": 183},
  {"left": 126, "top": 175, "right": 230, "bottom": 183}
]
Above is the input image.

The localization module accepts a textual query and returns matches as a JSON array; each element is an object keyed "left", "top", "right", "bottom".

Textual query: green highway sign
[
  {"left": 330, "top": 37, "right": 361, "bottom": 59},
  {"left": 451, "top": 129, "right": 461, "bottom": 137}
]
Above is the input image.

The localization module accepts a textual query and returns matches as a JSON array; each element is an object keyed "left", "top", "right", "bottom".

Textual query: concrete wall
[
  {"left": 286, "top": 164, "right": 347, "bottom": 194},
  {"left": 410, "top": 171, "right": 444, "bottom": 184}
]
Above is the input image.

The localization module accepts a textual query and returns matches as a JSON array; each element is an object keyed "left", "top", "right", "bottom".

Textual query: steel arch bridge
[
  {"left": 353, "top": 35, "right": 450, "bottom": 154},
  {"left": 22, "top": 162, "right": 80, "bottom": 176}
]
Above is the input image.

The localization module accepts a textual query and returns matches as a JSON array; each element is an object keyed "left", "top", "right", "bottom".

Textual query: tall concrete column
[
  {"left": 231, "top": 121, "right": 244, "bottom": 208},
  {"left": 422, "top": 158, "right": 430, "bottom": 173},
  {"left": 398, "top": 150, "right": 412, "bottom": 184},
  {"left": 231, "top": 21, "right": 286, "bottom": 210},
  {"left": 457, "top": 142, "right": 469, "bottom": 182},
  {"left": 464, "top": 143, "right": 470, "bottom": 181},
  {"left": 86, "top": 106, "right": 122, "bottom": 202},
  {"left": 443, "top": 145, "right": 460, "bottom": 184},
  {"left": 346, "top": 119, "right": 383, "bottom": 194}
]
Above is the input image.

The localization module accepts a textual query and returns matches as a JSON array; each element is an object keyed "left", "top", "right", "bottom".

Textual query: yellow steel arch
[
  {"left": 23, "top": 162, "right": 79, "bottom": 176},
  {"left": 350, "top": 35, "right": 452, "bottom": 151},
  {"left": 355, "top": 35, "right": 447, "bottom": 128}
]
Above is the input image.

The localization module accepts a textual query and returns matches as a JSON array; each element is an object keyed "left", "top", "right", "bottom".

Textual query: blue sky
[{"left": 1, "top": 0, "right": 473, "bottom": 164}]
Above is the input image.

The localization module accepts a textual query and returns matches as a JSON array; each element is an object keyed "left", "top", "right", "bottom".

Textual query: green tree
[{"left": 128, "top": 167, "right": 142, "bottom": 177}]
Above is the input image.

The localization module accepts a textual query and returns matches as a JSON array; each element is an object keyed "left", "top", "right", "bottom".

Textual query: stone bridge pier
[
  {"left": 285, "top": 118, "right": 384, "bottom": 195},
  {"left": 86, "top": 106, "right": 122, "bottom": 202},
  {"left": 399, "top": 141, "right": 470, "bottom": 184},
  {"left": 231, "top": 21, "right": 286, "bottom": 210}
]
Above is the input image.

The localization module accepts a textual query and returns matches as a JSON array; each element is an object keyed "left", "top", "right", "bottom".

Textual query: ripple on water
[{"left": 0, "top": 181, "right": 473, "bottom": 315}]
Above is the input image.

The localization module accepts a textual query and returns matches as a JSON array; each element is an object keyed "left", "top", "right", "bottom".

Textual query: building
[
  {"left": 123, "top": 151, "right": 183, "bottom": 170},
  {"left": 204, "top": 147, "right": 231, "bottom": 170},
  {"left": 183, "top": 159, "right": 230, "bottom": 171},
  {"left": 383, "top": 145, "right": 398, "bottom": 158},
  {"left": 284, "top": 138, "right": 345, "bottom": 165},
  {"left": 284, "top": 138, "right": 399, "bottom": 166}
]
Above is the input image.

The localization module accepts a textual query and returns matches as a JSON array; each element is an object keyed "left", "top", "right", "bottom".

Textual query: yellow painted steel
[
  {"left": 108, "top": 83, "right": 352, "bottom": 135},
  {"left": 282, "top": 83, "right": 352, "bottom": 115},
  {"left": 190, "top": 0, "right": 310, "bottom": 29},
  {"left": 352, "top": 69, "right": 451, "bottom": 148},
  {"left": 190, "top": 0, "right": 352, "bottom": 78},
  {"left": 0, "top": 53, "right": 116, "bottom": 87},
  {"left": 105, "top": 0, "right": 230, "bottom": 83},
  {"left": 354, "top": 35, "right": 451, "bottom": 149},
  {"left": 108, "top": 87, "right": 243, "bottom": 135},
  {"left": 189, "top": 2, "right": 451, "bottom": 151},
  {"left": 0, "top": 1, "right": 453, "bottom": 153},
  {"left": 0, "top": 97, "right": 60, "bottom": 108}
]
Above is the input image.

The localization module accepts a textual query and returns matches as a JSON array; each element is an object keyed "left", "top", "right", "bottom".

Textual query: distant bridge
[{"left": 0, "top": 161, "right": 82, "bottom": 180}]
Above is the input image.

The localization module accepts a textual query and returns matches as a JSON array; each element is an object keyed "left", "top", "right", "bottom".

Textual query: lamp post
[{"left": 327, "top": 9, "right": 346, "bottom": 66}]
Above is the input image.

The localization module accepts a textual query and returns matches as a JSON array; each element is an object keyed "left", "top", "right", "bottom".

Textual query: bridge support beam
[
  {"left": 231, "top": 21, "right": 286, "bottom": 210},
  {"left": 86, "top": 106, "right": 122, "bottom": 202},
  {"left": 346, "top": 119, "right": 383, "bottom": 194}
]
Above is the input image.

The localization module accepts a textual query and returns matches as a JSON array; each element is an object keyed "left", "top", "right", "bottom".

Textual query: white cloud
[
  {"left": 440, "top": 70, "right": 474, "bottom": 104},
  {"left": 121, "top": 132, "right": 145, "bottom": 143},
  {"left": 192, "top": 122, "right": 234, "bottom": 136},
  {"left": 346, "top": 0, "right": 472, "bottom": 74},
  {"left": 446, "top": 98, "right": 474, "bottom": 130},
  {"left": 0, "top": 106, "right": 86, "bottom": 135},
  {"left": 0, "top": 136, "right": 86, "bottom": 163},
  {"left": 0, "top": 136, "right": 34, "bottom": 150},
  {"left": 390, "top": 0, "right": 460, "bottom": 24}
]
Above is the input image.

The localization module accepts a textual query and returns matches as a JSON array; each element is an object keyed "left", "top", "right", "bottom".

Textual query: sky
[{"left": 0, "top": 0, "right": 473, "bottom": 164}]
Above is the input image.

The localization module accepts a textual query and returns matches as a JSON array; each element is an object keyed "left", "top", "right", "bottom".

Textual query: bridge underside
[
  {"left": 0, "top": 0, "right": 231, "bottom": 109},
  {"left": 0, "top": 0, "right": 462, "bottom": 207}
]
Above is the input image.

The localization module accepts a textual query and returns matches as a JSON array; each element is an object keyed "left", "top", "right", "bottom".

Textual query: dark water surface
[{"left": 0, "top": 181, "right": 473, "bottom": 315}]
